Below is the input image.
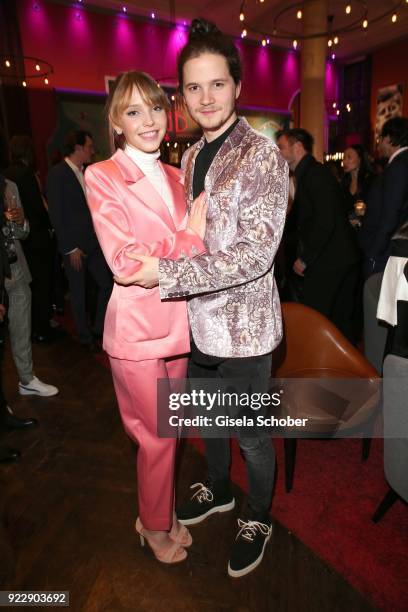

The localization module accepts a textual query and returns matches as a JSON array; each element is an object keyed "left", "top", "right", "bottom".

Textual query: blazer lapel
[
  {"left": 205, "top": 118, "right": 247, "bottom": 193},
  {"left": 111, "top": 149, "right": 174, "bottom": 229},
  {"left": 160, "top": 162, "right": 187, "bottom": 228},
  {"left": 185, "top": 139, "right": 205, "bottom": 204}
]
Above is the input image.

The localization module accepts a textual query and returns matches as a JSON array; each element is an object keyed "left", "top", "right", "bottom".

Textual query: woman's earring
[{"left": 115, "top": 128, "right": 123, "bottom": 135}]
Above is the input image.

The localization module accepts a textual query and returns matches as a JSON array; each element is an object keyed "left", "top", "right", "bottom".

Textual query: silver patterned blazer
[{"left": 158, "top": 117, "right": 289, "bottom": 358}]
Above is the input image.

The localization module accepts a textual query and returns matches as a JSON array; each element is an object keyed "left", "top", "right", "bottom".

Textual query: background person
[{"left": 47, "top": 130, "right": 113, "bottom": 351}]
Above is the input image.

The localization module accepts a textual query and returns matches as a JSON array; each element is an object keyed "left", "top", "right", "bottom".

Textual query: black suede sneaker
[
  {"left": 228, "top": 519, "right": 272, "bottom": 578},
  {"left": 177, "top": 481, "right": 235, "bottom": 526}
]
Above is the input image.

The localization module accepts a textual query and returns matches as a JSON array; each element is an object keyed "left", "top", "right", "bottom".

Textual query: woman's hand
[
  {"left": 186, "top": 191, "right": 207, "bottom": 240},
  {"left": 114, "top": 254, "right": 159, "bottom": 288}
]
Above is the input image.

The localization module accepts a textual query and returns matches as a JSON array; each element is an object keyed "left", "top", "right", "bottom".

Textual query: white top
[
  {"left": 388, "top": 146, "right": 408, "bottom": 165},
  {"left": 124, "top": 144, "right": 174, "bottom": 218},
  {"left": 377, "top": 256, "right": 408, "bottom": 326},
  {"left": 65, "top": 157, "right": 86, "bottom": 195}
]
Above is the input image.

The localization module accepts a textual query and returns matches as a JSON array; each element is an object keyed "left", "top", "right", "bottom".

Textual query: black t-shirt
[{"left": 192, "top": 118, "right": 239, "bottom": 199}]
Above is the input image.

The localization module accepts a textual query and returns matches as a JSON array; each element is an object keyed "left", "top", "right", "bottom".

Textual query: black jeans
[{"left": 188, "top": 342, "right": 275, "bottom": 522}]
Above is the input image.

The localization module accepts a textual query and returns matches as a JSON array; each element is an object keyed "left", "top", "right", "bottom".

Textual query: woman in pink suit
[{"left": 85, "top": 71, "right": 206, "bottom": 564}]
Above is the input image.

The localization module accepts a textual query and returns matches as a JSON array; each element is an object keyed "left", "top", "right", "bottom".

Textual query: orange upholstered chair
[{"left": 272, "top": 302, "right": 381, "bottom": 492}]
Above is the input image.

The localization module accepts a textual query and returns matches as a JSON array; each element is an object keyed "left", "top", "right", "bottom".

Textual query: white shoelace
[
  {"left": 190, "top": 482, "right": 214, "bottom": 504},
  {"left": 235, "top": 519, "right": 271, "bottom": 542}
]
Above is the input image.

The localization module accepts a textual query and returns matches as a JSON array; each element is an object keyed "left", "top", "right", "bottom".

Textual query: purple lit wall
[
  {"left": 17, "top": 0, "right": 313, "bottom": 111},
  {"left": 17, "top": 0, "right": 340, "bottom": 176}
]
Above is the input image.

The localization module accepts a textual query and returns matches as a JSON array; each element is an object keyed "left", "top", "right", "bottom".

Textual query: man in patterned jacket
[{"left": 115, "top": 18, "right": 288, "bottom": 577}]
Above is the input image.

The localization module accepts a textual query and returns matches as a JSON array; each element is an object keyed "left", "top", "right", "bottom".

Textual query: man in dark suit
[
  {"left": 46, "top": 131, "right": 112, "bottom": 350},
  {"left": 359, "top": 117, "right": 408, "bottom": 279},
  {"left": 277, "top": 128, "right": 360, "bottom": 341}
]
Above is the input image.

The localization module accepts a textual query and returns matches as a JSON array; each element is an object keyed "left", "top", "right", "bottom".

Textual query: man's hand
[
  {"left": 114, "top": 254, "right": 159, "bottom": 288},
  {"left": 7, "top": 207, "right": 25, "bottom": 226},
  {"left": 0, "top": 304, "right": 6, "bottom": 322},
  {"left": 69, "top": 248, "right": 85, "bottom": 272},
  {"left": 293, "top": 258, "right": 306, "bottom": 276}
]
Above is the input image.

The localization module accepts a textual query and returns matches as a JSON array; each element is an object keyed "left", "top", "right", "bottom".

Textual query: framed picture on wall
[
  {"left": 47, "top": 90, "right": 110, "bottom": 166},
  {"left": 375, "top": 83, "right": 404, "bottom": 142},
  {"left": 238, "top": 107, "right": 291, "bottom": 142}
]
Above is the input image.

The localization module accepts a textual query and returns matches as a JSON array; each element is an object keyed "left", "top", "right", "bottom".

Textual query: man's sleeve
[
  {"left": 46, "top": 169, "right": 77, "bottom": 253},
  {"left": 158, "top": 144, "right": 288, "bottom": 298},
  {"left": 5, "top": 181, "right": 29, "bottom": 240}
]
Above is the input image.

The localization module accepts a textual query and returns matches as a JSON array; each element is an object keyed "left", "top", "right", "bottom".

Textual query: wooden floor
[{"left": 0, "top": 335, "right": 376, "bottom": 612}]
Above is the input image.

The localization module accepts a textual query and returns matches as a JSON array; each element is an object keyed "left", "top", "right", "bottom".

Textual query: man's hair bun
[{"left": 189, "top": 18, "right": 221, "bottom": 40}]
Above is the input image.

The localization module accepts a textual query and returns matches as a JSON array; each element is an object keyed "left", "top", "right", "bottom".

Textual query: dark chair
[
  {"left": 273, "top": 302, "right": 380, "bottom": 492},
  {"left": 372, "top": 354, "right": 408, "bottom": 522}
]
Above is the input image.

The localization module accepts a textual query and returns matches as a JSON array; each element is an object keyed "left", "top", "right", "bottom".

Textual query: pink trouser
[{"left": 109, "top": 354, "right": 188, "bottom": 531}]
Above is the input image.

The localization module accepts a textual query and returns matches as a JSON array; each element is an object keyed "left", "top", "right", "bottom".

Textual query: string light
[
  {"left": 345, "top": 4, "right": 351, "bottom": 15},
  {"left": 331, "top": 53, "right": 336, "bottom": 60},
  {"left": 328, "top": 39, "right": 333, "bottom": 47},
  {"left": 239, "top": 12, "right": 245, "bottom": 22},
  {"left": 241, "top": 29, "right": 247, "bottom": 38},
  {"left": 326, "top": 152, "right": 344, "bottom": 161},
  {"left": 333, "top": 36, "right": 339, "bottom": 45},
  {"left": 297, "top": 10, "right": 302, "bottom": 19},
  {"left": 362, "top": 19, "right": 368, "bottom": 29},
  {"left": 346, "top": 103, "right": 351, "bottom": 112},
  {"left": 1, "top": 56, "right": 53, "bottom": 85},
  {"left": 44, "top": 77, "right": 49, "bottom": 85},
  {"left": 336, "top": 109, "right": 340, "bottom": 116},
  {"left": 262, "top": 38, "right": 267, "bottom": 46},
  {"left": 122, "top": 6, "right": 127, "bottom": 12},
  {"left": 391, "top": 13, "right": 397, "bottom": 23},
  {"left": 293, "top": 39, "right": 298, "bottom": 49},
  {"left": 151, "top": 12, "right": 155, "bottom": 19},
  {"left": 332, "top": 102, "right": 337, "bottom": 108}
]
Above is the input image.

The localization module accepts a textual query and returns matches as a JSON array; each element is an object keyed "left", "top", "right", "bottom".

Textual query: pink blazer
[{"left": 85, "top": 148, "right": 205, "bottom": 361}]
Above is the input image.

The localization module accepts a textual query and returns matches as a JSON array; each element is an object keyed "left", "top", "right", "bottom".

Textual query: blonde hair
[{"left": 106, "top": 71, "right": 170, "bottom": 149}]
